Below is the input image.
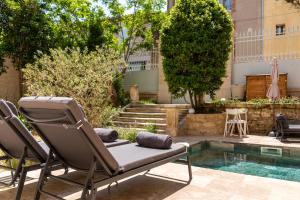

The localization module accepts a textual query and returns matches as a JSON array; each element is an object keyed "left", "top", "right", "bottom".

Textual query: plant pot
[{"left": 188, "top": 108, "right": 195, "bottom": 114}]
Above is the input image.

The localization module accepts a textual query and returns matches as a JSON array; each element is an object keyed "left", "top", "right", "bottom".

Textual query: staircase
[{"left": 113, "top": 103, "right": 189, "bottom": 134}]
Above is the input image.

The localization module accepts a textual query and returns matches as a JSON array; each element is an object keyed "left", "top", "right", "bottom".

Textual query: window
[
  {"left": 128, "top": 61, "right": 147, "bottom": 71},
  {"left": 276, "top": 24, "right": 285, "bottom": 36}
]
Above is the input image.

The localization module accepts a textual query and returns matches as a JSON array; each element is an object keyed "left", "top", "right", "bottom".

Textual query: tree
[
  {"left": 0, "top": 0, "right": 53, "bottom": 73},
  {"left": 161, "top": 0, "right": 233, "bottom": 112},
  {"left": 87, "top": 12, "right": 107, "bottom": 51},
  {"left": 42, "top": 0, "right": 108, "bottom": 49},
  {"left": 102, "top": 0, "right": 166, "bottom": 63},
  {"left": 0, "top": 0, "right": 109, "bottom": 74},
  {"left": 23, "top": 47, "right": 125, "bottom": 126}
]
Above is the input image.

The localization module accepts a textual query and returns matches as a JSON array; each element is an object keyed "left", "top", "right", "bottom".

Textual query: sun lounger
[
  {"left": 0, "top": 99, "right": 61, "bottom": 200},
  {"left": 276, "top": 114, "right": 300, "bottom": 141},
  {"left": 18, "top": 96, "right": 192, "bottom": 200}
]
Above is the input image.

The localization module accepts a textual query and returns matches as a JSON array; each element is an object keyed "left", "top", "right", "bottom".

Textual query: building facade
[
  {"left": 263, "top": 0, "right": 300, "bottom": 58},
  {"left": 122, "top": 0, "right": 300, "bottom": 103}
]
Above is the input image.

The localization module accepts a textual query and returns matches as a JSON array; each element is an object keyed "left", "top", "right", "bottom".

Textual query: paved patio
[
  {"left": 174, "top": 135, "right": 300, "bottom": 149},
  {"left": 1, "top": 135, "right": 300, "bottom": 200}
]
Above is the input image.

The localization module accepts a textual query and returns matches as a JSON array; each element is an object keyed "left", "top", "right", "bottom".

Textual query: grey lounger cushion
[
  {"left": 94, "top": 128, "right": 118, "bottom": 142},
  {"left": 136, "top": 131, "right": 172, "bottom": 149},
  {"left": 109, "top": 143, "right": 185, "bottom": 172},
  {"left": 104, "top": 139, "right": 129, "bottom": 148},
  {"left": 18, "top": 96, "right": 120, "bottom": 172},
  {"left": 0, "top": 100, "right": 48, "bottom": 161}
]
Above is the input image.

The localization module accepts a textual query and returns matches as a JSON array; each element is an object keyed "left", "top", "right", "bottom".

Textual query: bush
[
  {"left": 145, "top": 124, "right": 157, "bottom": 133},
  {"left": 114, "top": 127, "right": 138, "bottom": 143},
  {"left": 23, "top": 48, "right": 125, "bottom": 127},
  {"left": 112, "top": 74, "right": 130, "bottom": 106},
  {"left": 161, "top": 0, "right": 233, "bottom": 113}
]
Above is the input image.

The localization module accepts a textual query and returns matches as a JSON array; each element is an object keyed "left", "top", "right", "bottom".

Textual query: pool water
[{"left": 189, "top": 142, "right": 300, "bottom": 182}]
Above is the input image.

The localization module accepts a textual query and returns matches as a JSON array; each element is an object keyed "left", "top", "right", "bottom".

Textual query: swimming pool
[{"left": 189, "top": 141, "right": 300, "bottom": 182}]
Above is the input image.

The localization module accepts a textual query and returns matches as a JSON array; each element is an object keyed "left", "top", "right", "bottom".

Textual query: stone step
[
  {"left": 115, "top": 117, "right": 166, "bottom": 123},
  {"left": 113, "top": 121, "right": 167, "bottom": 130},
  {"left": 125, "top": 107, "right": 166, "bottom": 113},
  {"left": 119, "top": 112, "right": 166, "bottom": 118},
  {"left": 131, "top": 103, "right": 190, "bottom": 109},
  {"left": 117, "top": 127, "right": 166, "bottom": 134}
]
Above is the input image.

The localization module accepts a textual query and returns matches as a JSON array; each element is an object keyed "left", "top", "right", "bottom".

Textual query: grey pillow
[{"left": 136, "top": 132, "right": 172, "bottom": 149}]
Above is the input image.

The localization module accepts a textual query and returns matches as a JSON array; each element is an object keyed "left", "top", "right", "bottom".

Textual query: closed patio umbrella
[{"left": 266, "top": 57, "right": 280, "bottom": 100}]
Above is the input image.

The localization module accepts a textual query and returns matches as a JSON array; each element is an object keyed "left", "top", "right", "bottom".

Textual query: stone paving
[{"left": 0, "top": 135, "right": 300, "bottom": 200}]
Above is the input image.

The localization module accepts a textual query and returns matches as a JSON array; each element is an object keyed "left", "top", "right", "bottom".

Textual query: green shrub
[
  {"left": 145, "top": 124, "right": 157, "bottom": 133},
  {"left": 161, "top": 0, "right": 233, "bottom": 113},
  {"left": 23, "top": 48, "right": 125, "bottom": 127},
  {"left": 112, "top": 74, "right": 130, "bottom": 106},
  {"left": 114, "top": 127, "right": 138, "bottom": 143},
  {"left": 139, "top": 99, "right": 157, "bottom": 105},
  {"left": 212, "top": 98, "right": 241, "bottom": 107},
  {"left": 18, "top": 114, "right": 32, "bottom": 131}
]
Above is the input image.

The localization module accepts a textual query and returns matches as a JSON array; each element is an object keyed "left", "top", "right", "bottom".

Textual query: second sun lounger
[
  {"left": 19, "top": 96, "right": 192, "bottom": 200},
  {"left": 0, "top": 99, "right": 62, "bottom": 200}
]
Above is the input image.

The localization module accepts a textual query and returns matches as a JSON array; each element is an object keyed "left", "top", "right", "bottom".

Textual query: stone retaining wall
[
  {"left": 180, "top": 113, "right": 226, "bottom": 136},
  {"left": 179, "top": 103, "right": 300, "bottom": 136},
  {"left": 225, "top": 103, "right": 300, "bottom": 135}
]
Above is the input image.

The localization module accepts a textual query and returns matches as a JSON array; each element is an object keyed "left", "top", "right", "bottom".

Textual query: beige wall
[
  {"left": 232, "top": 0, "right": 263, "bottom": 33},
  {"left": 0, "top": 58, "right": 21, "bottom": 103},
  {"left": 157, "top": 42, "right": 172, "bottom": 103},
  {"left": 263, "top": 0, "right": 300, "bottom": 57},
  {"left": 215, "top": 56, "right": 232, "bottom": 99}
]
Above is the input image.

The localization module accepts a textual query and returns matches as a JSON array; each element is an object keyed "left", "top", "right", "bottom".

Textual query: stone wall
[
  {"left": 180, "top": 113, "right": 226, "bottom": 136},
  {"left": 225, "top": 103, "right": 300, "bottom": 135},
  {"left": 179, "top": 103, "right": 300, "bottom": 136},
  {"left": 0, "top": 58, "right": 20, "bottom": 103}
]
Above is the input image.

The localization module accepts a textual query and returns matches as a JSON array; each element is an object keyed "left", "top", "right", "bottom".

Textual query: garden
[{"left": 1, "top": 0, "right": 300, "bottom": 200}]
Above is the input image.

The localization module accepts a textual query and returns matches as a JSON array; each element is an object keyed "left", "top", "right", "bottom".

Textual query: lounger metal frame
[
  {"left": 35, "top": 149, "right": 191, "bottom": 200},
  {"left": 0, "top": 105, "right": 63, "bottom": 200},
  {"left": 21, "top": 113, "right": 192, "bottom": 200},
  {"left": 0, "top": 146, "right": 45, "bottom": 200}
]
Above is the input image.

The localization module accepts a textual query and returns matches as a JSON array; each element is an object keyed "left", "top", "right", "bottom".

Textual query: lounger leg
[
  {"left": 34, "top": 151, "right": 53, "bottom": 200},
  {"left": 9, "top": 159, "right": 15, "bottom": 186},
  {"left": 15, "top": 168, "right": 27, "bottom": 200},
  {"left": 187, "top": 154, "right": 192, "bottom": 183},
  {"left": 9, "top": 150, "right": 27, "bottom": 186},
  {"left": 81, "top": 158, "right": 97, "bottom": 200}
]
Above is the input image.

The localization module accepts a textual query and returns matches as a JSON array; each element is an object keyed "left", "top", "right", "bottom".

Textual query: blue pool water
[{"left": 190, "top": 142, "right": 300, "bottom": 182}]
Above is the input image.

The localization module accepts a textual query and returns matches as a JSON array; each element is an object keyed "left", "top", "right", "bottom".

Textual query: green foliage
[
  {"left": 102, "top": 0, "right": 166, "bottom": 62},
  {"left": 139, "top": 99, "right": 157, "bottom": 104},
  {"left": 86, "top": 10, "right": 109, "bottom": 52},
  {"left": 115, "top": 127, "right": 138, "bottom": 142},
  {"left": 0, "top": 0, "right": 110, "bottom": 74},
  {"left": 248, "top": 97, "right": 300, "bottom": 106},
  {"left": 0, "top": 0, "right": 54, "bottom": 72},
  {"left": 212, "top": 98, "right": 241, "bottom": 107},
  {"left": 145, "top": 124, "right": 157, "bottom": 133},
  {"left": 43, "top": 0, "right": 108, "bottom": 49},
  {"left": 22, "top": 47, "right": 125, "bottom": 127},
  {"left": 112, "top": 74, "right": 130, "bottom": 106},
  {"left": 161, "top": 0, "right": 233, "bottom": 113},
  {"left": 276, "top": 97, "right": 300, "bottom": 104},
  {"left": 18, "top": 114, "right": 32, "bottom": 131}
]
